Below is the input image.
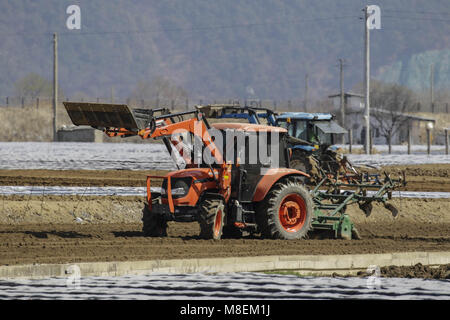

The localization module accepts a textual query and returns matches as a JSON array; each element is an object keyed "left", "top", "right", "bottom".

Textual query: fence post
[
  {"left": 21, "top": 97, "right": 25, "bottom": 108},
  {"left": 388, "top": 134, "right": 392, "bottom": 154},
  {"left": 6, "top": 97, "right": 8, "bottom": 107},
  {"left": 36, "top": 97, "right": 39, "bottom": 109},
  {"left": 348, "top": 129, "right": 352, "bottom": 154},
  {"left": 369, "top": 134, "right": 373, "bottom": 155},
  {"left": 426, "top": 128, "right": 431, "bottom": 155},
  {"left": 407, "top": 125, "right": 411, "bottom": 155},
  {"left": 445, "top": 129, "right": 449, "bottom": 155}
]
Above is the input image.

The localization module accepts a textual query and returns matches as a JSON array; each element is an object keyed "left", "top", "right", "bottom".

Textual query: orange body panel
[
  {"left": 252, "top": 168, "right": 310, "bottom": 202},
  {"left": 147, "top": 168, "right": 220, "bottom": 213}
]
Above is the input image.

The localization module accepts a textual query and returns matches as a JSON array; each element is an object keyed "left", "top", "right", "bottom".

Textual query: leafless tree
[
  {"left": 129, "top": 76, "right": 188, "bottom": 108},
  {"left": 370, "top": 81, "right": 416, "bottom": 153}
]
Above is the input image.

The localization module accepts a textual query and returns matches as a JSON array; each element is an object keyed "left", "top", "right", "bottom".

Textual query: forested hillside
[{"left": 0, "top": 0, "right": 449, "bottom": 101}]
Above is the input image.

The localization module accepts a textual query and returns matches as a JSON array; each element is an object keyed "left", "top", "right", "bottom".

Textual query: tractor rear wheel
[
  {"left": 256, "top": 179, "right": 313, "bottom": 240},
  {"left": 142, "top": 204, "right": 168, "bottom": 237},
  {"left": 198, "top": 198, "right": 225, "bottom": 240}
]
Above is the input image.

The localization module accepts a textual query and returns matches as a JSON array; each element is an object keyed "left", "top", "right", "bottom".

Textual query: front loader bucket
[{"left": 63, "top": 102, "right": 140, "bottom": 130}]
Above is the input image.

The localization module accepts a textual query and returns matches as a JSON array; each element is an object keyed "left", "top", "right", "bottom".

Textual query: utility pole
[
  {"left": 339, "top": 59, "right": 345, "bottom": 143},
  {"left": 430, "top": 64, "right": 434, "bottom": 113},
  {"left": 304, "top": 73, "right": 308, "bottom": 111},
  {"left": 363, "top": 6, "right": 371, "bottom": 154},
  {"left": 339, "top": 59, "right": 345, "bottom": 126},
  {"left": 53, "top": 32, "right": 58, "bottom": 142}
]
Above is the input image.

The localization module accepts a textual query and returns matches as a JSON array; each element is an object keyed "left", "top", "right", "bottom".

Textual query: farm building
[
  {"left": 329, "top": 92, "right": 437, "bottom": 145},
  {"left": 346, "top": 105, "right": 436, "bottom": 145}
]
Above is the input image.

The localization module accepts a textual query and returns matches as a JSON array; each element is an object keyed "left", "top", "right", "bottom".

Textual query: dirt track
[
  {"left": 0, "top": 164, "right": 448, "bottom": 267},
  {"left": 0, "top": 195, "right": 448, "bottom": 266},
  {"left": 0, "top": 220, "right": 449, "bottom": 266},
  {"left": 0, "top": 163, "right": 449, "bottom": 191}
]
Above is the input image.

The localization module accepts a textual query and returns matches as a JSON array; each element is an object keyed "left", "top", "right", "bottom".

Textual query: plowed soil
[
  {"left": 337, "top": 264, "right": 450, "bottom": 279},
  {"left": 379, "top": 264, "right": 450, "bottom": 279},
  {"left": 0, "top": 195, "right": 449, "bottom": 266},
  {"left": 0, "top": 163, "right": 449, "bottom": 191},
  {"left": 0, "top": 164, "right": 448, "bottom": 267}
]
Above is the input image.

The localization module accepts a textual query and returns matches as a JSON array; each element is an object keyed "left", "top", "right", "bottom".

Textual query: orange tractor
[
  {"left": 64, "top": 102, "right": 315, "bottom": 239},
  {"left": 64, "top": 102, "right": 404, "bottom": 240}
]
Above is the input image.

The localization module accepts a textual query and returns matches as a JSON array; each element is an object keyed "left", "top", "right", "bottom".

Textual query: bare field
[
  {"left": 0, "top": 163, "right": 449, "bottom": 191},
  {"left": 0, "top": 163, "right": 448, "bottom": 266},
  {"left": 0, "top": 195, "right": 448, "bottom": 266}
]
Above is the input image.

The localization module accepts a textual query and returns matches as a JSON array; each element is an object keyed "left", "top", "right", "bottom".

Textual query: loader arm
[
  {"left": 139, "top": 116, "right": 223, "bottom": 164},
  {"left": 139, "top": 111, "right": 232, "bottom": 201},
  {"left": 63, "top": 102, "right": 232, "bottom": 201}
]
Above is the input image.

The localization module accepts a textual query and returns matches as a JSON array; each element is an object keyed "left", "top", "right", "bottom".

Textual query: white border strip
[{"left": 0, "top": 251, "right": 449, "bottom": 279}]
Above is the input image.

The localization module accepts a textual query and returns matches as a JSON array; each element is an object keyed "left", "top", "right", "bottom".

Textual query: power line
[
  {"left": 383, "top": 9, "right": 450, "bottom": 16},
  {"left": 0, "top": 15, "right": 360, "bottom": 38},
  {"left": 383, "top": 15, "right": 450, "bottom": 23},
  {"left": 3, "top": 11, "right": 449, "bottom": 39}
]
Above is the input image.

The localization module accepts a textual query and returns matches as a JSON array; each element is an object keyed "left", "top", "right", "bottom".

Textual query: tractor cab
[
  {"left": 196, "top": 104, "right": 278, "bottom": 126},
  {"left": 276, "top": 112, "right": 347, "bottom": 151}
]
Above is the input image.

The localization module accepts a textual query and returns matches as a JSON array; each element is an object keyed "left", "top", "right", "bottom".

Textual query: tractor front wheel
[
  {"left": 198, "top": 198, "right": 225, "bottom": 240},
  {"left": 257, "top": 179, "right": 313, "bottom": 240}
]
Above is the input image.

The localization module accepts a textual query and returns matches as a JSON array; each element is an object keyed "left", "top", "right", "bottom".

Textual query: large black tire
[
  {"left": 198, "top": 198, "right": 225, "bottom": 240},
  {"left": 142, "top": 204, "right": 168, "bottom": 237},
  {"left": 256, "top": 178, "right": 313, "bottom": 240}
]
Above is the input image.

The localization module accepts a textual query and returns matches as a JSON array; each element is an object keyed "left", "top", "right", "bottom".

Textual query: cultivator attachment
[{"left": 310, "top": 171, "right": 406, "bottom": 239}]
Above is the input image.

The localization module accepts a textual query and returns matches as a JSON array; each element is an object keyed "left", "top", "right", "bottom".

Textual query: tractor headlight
[{"left": 161, "top": 178, "right": 192, "bottom": 198}]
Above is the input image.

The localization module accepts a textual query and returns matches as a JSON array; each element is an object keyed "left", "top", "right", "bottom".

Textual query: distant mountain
[
  {"left": 376, "top": 49, "right": 450, "bottom": 90},
  {"left": 0, "top": 0, "right": 448, "bottom": 101}
]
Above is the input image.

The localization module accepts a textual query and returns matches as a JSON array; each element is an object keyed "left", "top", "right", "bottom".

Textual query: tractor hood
[
  {"left": 277, "top": 112, "right": 333, "bottom": 120},
  {"left": 312, "top": 120, "right": 347, "bottom": 135},
  {"left": 168, "top": 167, "right": 218, "bottom": 181}
]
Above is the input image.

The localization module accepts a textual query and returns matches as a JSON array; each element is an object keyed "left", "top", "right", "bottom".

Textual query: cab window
[
  {"left": 294, "top": 120, "right": 307, "bottom": 140},
  {"left": 277, "top": 119, "right": 294, "bottom": 137}
]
